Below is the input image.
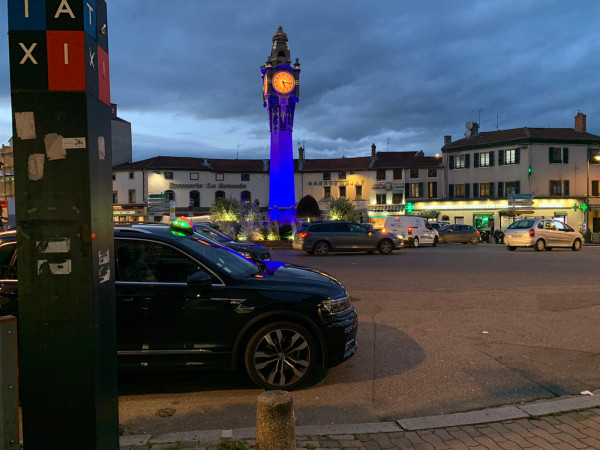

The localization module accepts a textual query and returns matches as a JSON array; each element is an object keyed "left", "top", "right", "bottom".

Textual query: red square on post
[
  {"left": 98, "top": 47, "right": 110, "bottom": 105},
  {"left": 47, "top": 31, "right": 86, "bottom": 91}
]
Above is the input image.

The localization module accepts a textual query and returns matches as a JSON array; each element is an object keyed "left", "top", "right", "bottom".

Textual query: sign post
[{"left": 7, "top": 1, "right": 119, "bottom": 448}]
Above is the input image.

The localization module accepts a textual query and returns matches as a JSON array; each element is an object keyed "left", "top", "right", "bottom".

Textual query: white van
[{"left": 383, "top": 216, "right": 439, "bottom": 248}]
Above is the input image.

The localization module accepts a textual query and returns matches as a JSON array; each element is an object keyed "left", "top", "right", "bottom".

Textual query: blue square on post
[
  {"left": 83, "top": 0, "right": 96, "bottom": 39},
  {"left": 8, "top": 0, "right": 47, "bottom": 31}
]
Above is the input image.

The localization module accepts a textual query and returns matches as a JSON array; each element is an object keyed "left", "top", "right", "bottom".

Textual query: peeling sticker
[
  {"left": 38, "top": 259, "right": 72, "bottom": 275},
  {"left": 98, "top": 136, "right": 105, "bottom": 160},
  {"left": 36, "top": 239, "right": 70, "bottom": 253},
  {"left": 99, "top": 265, "right": 110, "bottom": 283},
  {"left": 63, "top": 137, "right": 86, "bottom": 149},
  {"left": 98, "top": 249, "right": 109, "bottom": 265},
  {"left": 44, "top": 133, "right": 66, "bottom": 160},
  {"left": 15, "top": 112, "right": 36, "bottom": 140},
  {"left": 28, "top": 154, "right": 45, "bottom": 180}
]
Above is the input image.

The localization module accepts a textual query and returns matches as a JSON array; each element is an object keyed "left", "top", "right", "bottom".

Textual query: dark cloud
[{"left": 1, "top": 1, "right": 599, "bottom": 160}]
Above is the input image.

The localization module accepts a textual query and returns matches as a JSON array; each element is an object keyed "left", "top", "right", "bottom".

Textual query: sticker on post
[
  {"left": 37, "top": 259, "right": 72, "bottom": 275},
  {"left": 63, "top": 137, "right": 86, "bottom": 149},
  {"left": 15, "top": 112, "right": 36, "bottom": 140},
  {"left": 28, "top": 154, "right": 45, "bottom": 180},
  {"left": 45, "top": 133, "right": 66, "bottom": 160},
  {"left": 98, "top": 136, "right": 105, "bottom": 160},
  {"left": 98, "top": 249, "right": 110, "bottom": 283},
  {"left": 36, "top": 238, "right": 70, "bottom": 253}
]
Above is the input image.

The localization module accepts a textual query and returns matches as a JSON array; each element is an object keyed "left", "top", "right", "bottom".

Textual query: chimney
[
  {"left": 472, "top": 122, "right": 479, "bottom": 135},
  {"left": 444, "top": 135, "right": 452, "bottom": 145},
  {"left": 111, "top": 103, "right": 117, "bottom": 118},
  {"left": 575, "top": 111, "right": 586, "bottom": 132},
  {"left": 298, "top": 146, "right": 305, "bottom": 162},
  {"left": 417, "top": 150, "right": 424, "bottom": 157},
  {"left": 371, "top": 143, "right": 376, "bottom": 157}
]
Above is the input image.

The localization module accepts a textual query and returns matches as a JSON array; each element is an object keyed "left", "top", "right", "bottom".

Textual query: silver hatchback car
[{"left": 504, "top": 218, "right": 583, "bottom": 251}]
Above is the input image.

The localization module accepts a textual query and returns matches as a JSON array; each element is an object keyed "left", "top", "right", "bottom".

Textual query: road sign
[
  {"left": 188, "top": 205, "right": 194, "bottom": 212},
  {"left": 149, "top": 193, "right": 169, "bottom": 199},
  {"left": 510, "top": 200, "right": 534, "bottom": 207},
  {"left": 189, "top": 198, "right": 195, "bottom": 205},
  {"left": 508, "top": 194, "right": 534, "bottom": 200}
]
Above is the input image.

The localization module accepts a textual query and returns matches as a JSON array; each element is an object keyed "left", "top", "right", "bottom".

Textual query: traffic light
[{"left": 528, "top": 165, "right": 532, "bottom": 175}]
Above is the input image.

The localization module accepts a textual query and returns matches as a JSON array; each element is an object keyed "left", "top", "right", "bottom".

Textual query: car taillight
[
  {"left": 382, "top": 227, "right": 387, "bottom": 233},
  {"left": 298, "top": 232, "right": 311, "bottom": 238},
  {"left": 476, "top": 230, "right": 480, "bottom": 235},
  {"left": 529, "top": 229, "right": 535, "bottom": 237},
  {"left": 408, "top": 226, "right": 413, "bottom": 235}
]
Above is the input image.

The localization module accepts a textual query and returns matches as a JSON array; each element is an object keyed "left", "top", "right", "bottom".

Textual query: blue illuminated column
[{"left": 262, "top": 26, "right": 300, "bottom": 224}]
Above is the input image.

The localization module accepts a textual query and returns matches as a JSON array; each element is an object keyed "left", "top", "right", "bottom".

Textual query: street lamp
[{"left": 586, "top": 146, "right": 600, "bottom": 240}]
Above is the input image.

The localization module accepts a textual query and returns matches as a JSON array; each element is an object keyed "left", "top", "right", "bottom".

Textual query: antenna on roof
[
  {"left": 386, "top": 138, "right": 390, "bottom": 152},
  {"left": 236, "top": 143, "right": 244, "bottom": 159}
]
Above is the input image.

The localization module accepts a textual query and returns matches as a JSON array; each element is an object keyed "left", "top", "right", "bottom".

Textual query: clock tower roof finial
[{"left": 270, "top": 25, "right": 291, "bottom": 66}]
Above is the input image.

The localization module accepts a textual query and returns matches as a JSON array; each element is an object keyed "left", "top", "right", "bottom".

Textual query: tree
[
  {"left": 210, "top": 196, "right": 240, "bottom": 222},
  {"left": 325, "top": 198, "right": 359, "bottom": 222}
]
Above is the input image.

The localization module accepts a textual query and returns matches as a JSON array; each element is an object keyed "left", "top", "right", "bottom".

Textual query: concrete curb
[{"left": 119, "top": 394, "right": 600, "bottom": 447}]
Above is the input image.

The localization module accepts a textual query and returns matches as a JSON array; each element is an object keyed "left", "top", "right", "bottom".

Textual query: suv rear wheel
[
  {"left": 313, "top": 241, "right": 330, "bottom": 256},
  {"left": 535, "top": 239, "right": 546, "bottom": 251},
  {"left": 244, "top": 321, "right": 318, "bottom": 390}
]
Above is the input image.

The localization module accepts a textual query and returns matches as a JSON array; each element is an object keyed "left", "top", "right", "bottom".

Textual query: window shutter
[
  {"left": 430, "top": 182, "right": 437, "bottom": 198},
  {"left": 489, "top": 182, "right": 495, "bottom": 198},
  {"left": 593, "top": 180, "right": 600, "bottom": 197},
  {"left": 563, "top": 147, "right": 569, "bottom": 164},
  {"left": 474, "top": 153, "right": 479, "bottom": 168},
  {"left": 549, "top": 180, "right": 553, "bottom": 196},
  {"left": 419, "top": 182, "right": 424, "bottom": 197},
  {"left": 405, "top": 183, "right": 410, "bottom": 198},
  {"left": 515, "top": 180, "right": 520, "bottom": 194},
  {"left": 549, "top": 148, "right": 553, "bottom": 164},
  {"left": 449, "top": 155, "right": 454, "bottom": 170},
  {"left": 499, "top": 150, "right": 505, "bottom": 166},
  {"left": 449, "top": 184, "right": 454, "bottom": 199},
  {"left": 473, "top": 183, "right": 480, "bottom": 198},
  {"left": 515, "top": 148, "right": 520, "bottom": 164},
  {"left": 465, "top": 183, "right": 470, "bottom": 199},
  {"left": 465, "top": 154, "right": 470, "bottom": 168},
  {"left": 563, "top": 180, "right": 570, "bottom": 196},
  {"left": 489, "top": 151, "right": 495, "bottom": 166},
  {"left": 498, "top": 181, "right": 504, "bottom": 198}
]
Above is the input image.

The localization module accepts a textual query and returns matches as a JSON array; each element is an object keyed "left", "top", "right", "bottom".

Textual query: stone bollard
[{"left": 255, "top": 390, "right": 296, "bottom": 450}]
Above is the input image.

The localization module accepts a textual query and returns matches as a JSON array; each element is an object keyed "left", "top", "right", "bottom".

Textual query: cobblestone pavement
[{"left": 120, "top": 406, "right": 600, "bottom": 449}]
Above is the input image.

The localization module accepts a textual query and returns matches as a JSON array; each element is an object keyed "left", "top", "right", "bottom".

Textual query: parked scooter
[
  {"left": 479, "top": 230, "right": 491, "bottom": 243},
  {"left": 493, "top": 230, "right": 505, "bottom": 244}
]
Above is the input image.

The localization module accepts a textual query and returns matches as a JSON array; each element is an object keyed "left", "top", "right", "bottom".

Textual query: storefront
[{"left": 113, "top": 206, "right": 146, "bottom": 222}]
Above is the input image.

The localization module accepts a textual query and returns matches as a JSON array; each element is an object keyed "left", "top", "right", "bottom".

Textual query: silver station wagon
[{"left": 504, "top": 218, "right": 583, "bottom": 251}]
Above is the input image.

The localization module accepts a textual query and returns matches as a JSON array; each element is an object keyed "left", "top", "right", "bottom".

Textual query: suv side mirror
[{"left": 188, "top": 271, "right": 212, "bottom": 289}]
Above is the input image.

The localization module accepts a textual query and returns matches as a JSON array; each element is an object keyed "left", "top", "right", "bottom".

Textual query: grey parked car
[
  {"left": 504, "top": 218, "right": 583, "bottom": 251},
  {"left": 293, "top": 221, "right": 403, "bottom": 256},
  {"left": 438, "top": 224, "right": 480, "bottom": 244}
]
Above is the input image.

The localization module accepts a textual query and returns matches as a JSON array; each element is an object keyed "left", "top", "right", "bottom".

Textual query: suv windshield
[
  {"left": 508, "top": 219, "right": 535, "bottom": 229},
  {"left": 182, "top": 235, "right": 259, "bottom": 278}
]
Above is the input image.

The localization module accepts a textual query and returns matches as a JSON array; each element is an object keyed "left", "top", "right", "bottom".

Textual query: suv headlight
[{"left": 319, "top": 295, "right": 353, "bottom": 322}]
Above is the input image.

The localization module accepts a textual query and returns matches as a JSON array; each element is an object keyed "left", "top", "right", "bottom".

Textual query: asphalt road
[{"left": 118, "top": 243, "right": 600, "bottom": 435}]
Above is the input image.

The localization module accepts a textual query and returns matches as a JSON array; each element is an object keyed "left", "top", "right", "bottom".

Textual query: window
[
  {"left": 549, "top": 147, "right": 569, "bottom": 164},
  {"left": 505, "top": 150, "right": 516, "bottom": 165},
  {"left": 128, "top": 172, "right": 134, "bottom": 179},
  {"left": 241, "top": 173, "right": 250, "bottom": 181},
  {"left": 376, "top": 193, "right": 386, "bottom": 204},
  {"left": 190, "top": 172, "right": 199, "bottom": 180},
  {"left": 338, "top": 171, "right": 346, "bottom": 180},
  {"left": 113, "top": 192, "right": 118, "bottom": 204},
  {"left": 128, "top": 190, "right": 136, "bottom": 203},
  {"left": 165, "top": 190, "right": 175, "bottom": 201},
  {"left": 376, "top": 169, "right": 386, "bottom": 180},
  {"left": 593, "top": 180, "right": 599, "bottom": 197},
  {"left": 410, "top": 183, "right": 422, "bottom": 198},
  {"left": 428, "top": 182, "right": 437, "bottom": 198},
  {"left": 480, "top": 183, "right": 491, "bottom": 198},
  {"left": 392, "top": 193, "right": 402, "bottom": 204},
  {"left": 323, "top": 186, "right": 331, "bottom": 199},
  {"left": 505, "top": 181, "right": 517, "bottom": 196},
  {"left": 323, "top": 172, "right": 331, "bottom": 181},
  {"left": 241, "top": 190, "right": 251, "bottom": 203},
  {"left": 216, "top": 173, "right": 224, "bottom": 181},
  {"left": 428, "top": 169, "right": 437, "bottom": 177},
  {"left": 479, "top": 152, "right": 490, "bottom": 167},
  {"left": 449, "top": 154, "right": 470, "bottom": 169},
  {"left": 189, "top": 190, "right": 200, "bottom": 207},
  {"left": 550, "top": 180, "right": 562, "bottom": 196},
  {"left": 339, "top": 186, "right": 346, "bottom": 198},
  {"left": 355, "top": 185, "right": 363, "bottom": 199},
  {"left": 408, "top": 169, "right": 418, "bottom": 178},
  {"left": 455, "top": 155, "right": 466, "bottom": 169},
  {"left": 164, "top": 172, "right": 173, "bottom": 180},
  {"left": 393, "top": 169, "right": 402, "bottom": 180},
  {"left": 455, "top": 184, "right": 465, "bottom": 198},
  {"left": 215, "top": 190, "right": 225, "bottom": 201}
]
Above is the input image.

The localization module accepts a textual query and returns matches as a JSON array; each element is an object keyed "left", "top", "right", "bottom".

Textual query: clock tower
[{"left": 261, "top": 26, "right": 301, "bottom": 223}]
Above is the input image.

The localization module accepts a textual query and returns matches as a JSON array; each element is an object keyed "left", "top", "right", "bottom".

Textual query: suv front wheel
[{"left": 244, "top": 321, "right": 319, "bottom": 390}]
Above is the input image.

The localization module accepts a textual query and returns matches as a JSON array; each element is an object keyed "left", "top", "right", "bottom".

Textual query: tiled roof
[
  {"left": 443, "top": 128, "right": 600, "bottom": 151},
  {"left": 114, "top": 152, "right": 443, "bottom": 172}
]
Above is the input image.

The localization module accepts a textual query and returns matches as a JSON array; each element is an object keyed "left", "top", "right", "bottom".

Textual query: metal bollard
[
  {"left": 0, "top": 316, "right": 19, "bottom": 450},
  {"left": 255, "top": 390, "right": 296, "bottom": 450}
]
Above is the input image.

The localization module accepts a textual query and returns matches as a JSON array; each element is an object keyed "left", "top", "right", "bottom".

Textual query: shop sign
[
  {"left": 113, "top": 210, "right": 137, "bottom": 216},
  {"left": 421, "top": 203, "right": 509, "bottom": 210}
]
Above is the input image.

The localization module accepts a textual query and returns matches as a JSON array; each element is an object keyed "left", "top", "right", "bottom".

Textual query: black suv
[
  {"left": 0, "top": 222, "right": 358, "bottom": 390},
  {"left": 193, "top": 224, "right": 271, "bottom": 261}
]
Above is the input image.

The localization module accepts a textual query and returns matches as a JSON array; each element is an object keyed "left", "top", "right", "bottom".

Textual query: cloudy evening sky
[{"left": 1, "top": 1, "right": 599, "bottom": 162}]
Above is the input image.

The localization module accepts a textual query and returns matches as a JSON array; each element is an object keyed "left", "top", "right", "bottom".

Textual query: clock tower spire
[{"left": 261, "top": 26, "right": 301, "bottom": 224}]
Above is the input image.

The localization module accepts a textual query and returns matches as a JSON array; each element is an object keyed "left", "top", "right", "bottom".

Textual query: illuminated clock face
[{"left": 272, "top": 71, "right": 295, "bottom": 94}]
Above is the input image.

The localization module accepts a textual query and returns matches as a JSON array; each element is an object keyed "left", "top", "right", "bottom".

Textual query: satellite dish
[
  {"left": 465, "top": 121, "right": 473, "bottom": 130},
  {"left": 464, "top": 129, "right": 472, "bottom": 138}
]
